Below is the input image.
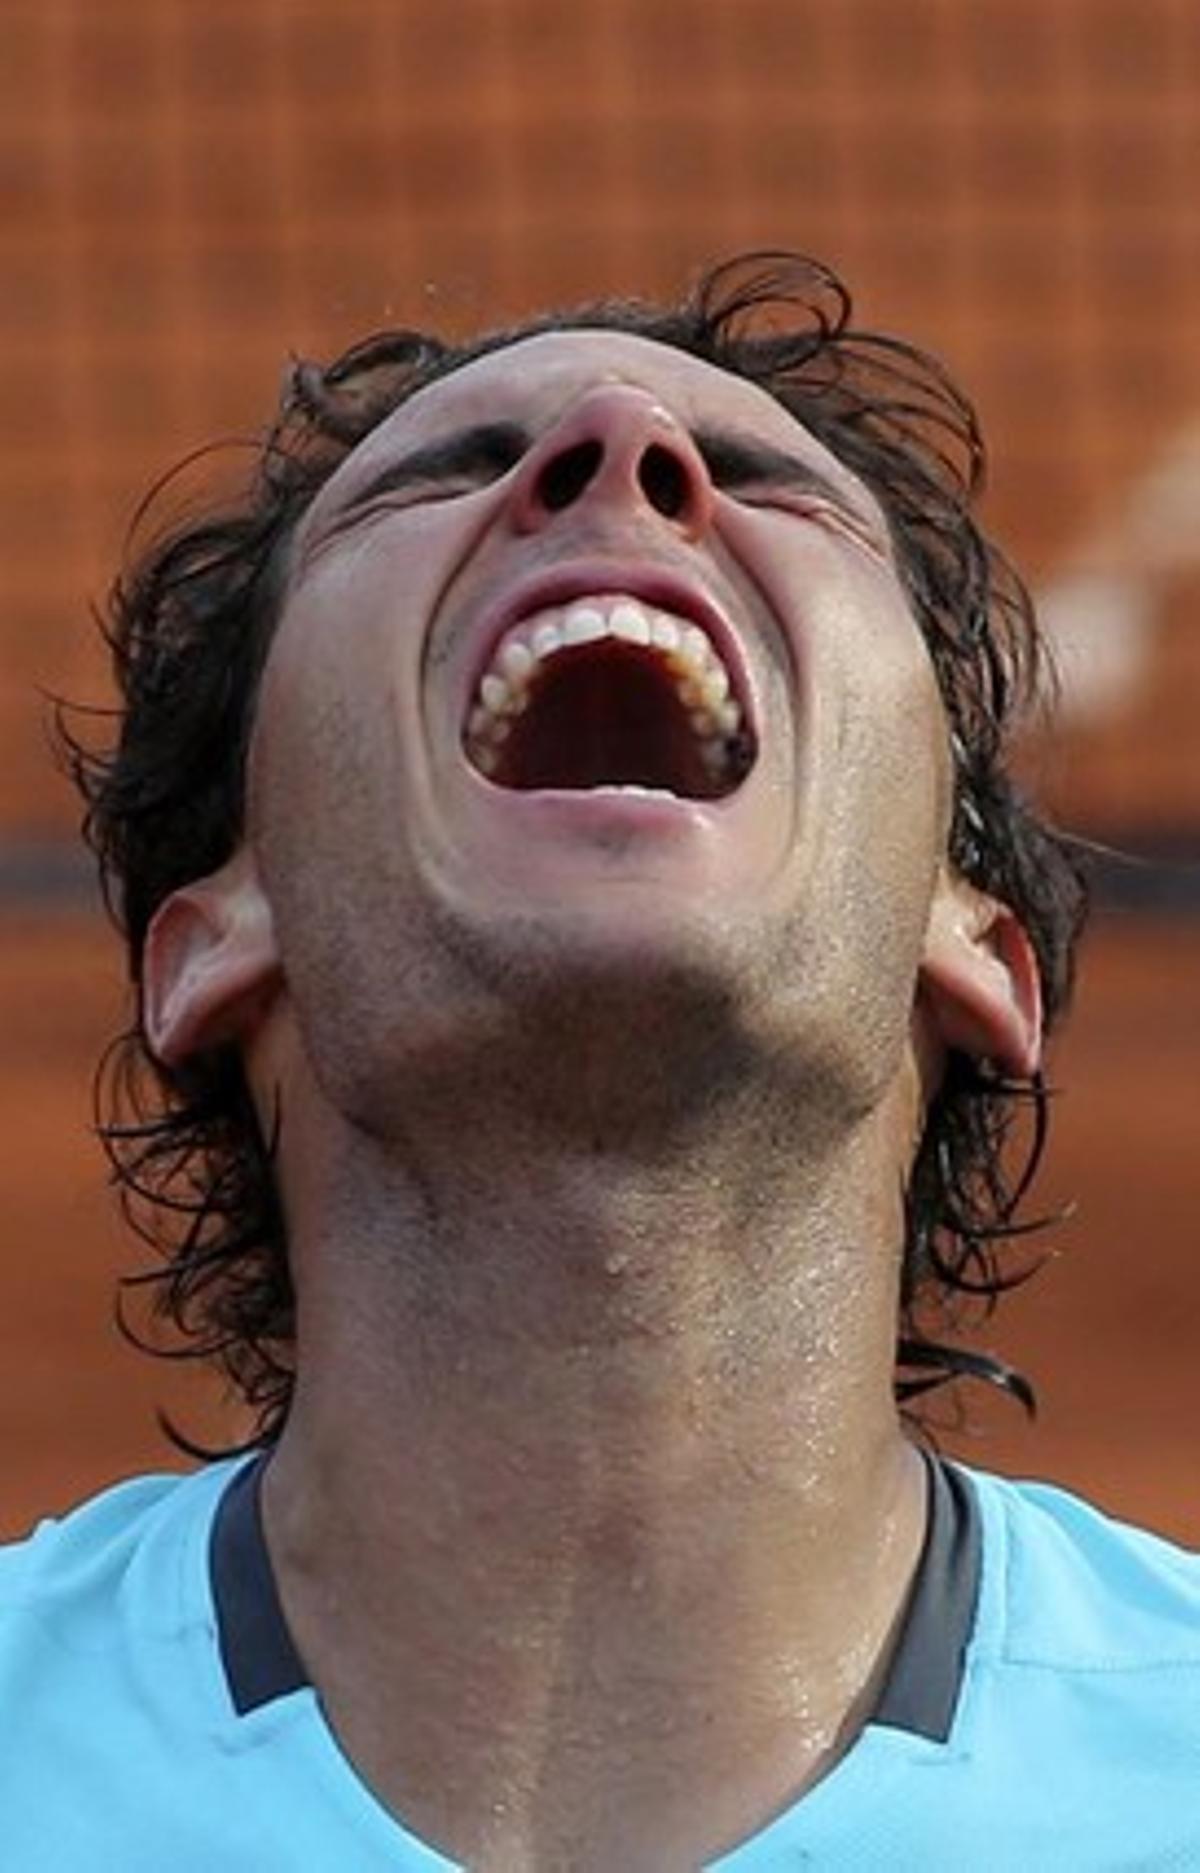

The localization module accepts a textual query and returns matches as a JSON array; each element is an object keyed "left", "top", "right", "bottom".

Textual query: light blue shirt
[{"left": 2, "top": 1455, "right": 1198, "bottom": 1868}]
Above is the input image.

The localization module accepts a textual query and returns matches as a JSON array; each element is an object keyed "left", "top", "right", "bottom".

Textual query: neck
[{"left": 259, "top": 1064, "right": 928, "bottom": 1868}]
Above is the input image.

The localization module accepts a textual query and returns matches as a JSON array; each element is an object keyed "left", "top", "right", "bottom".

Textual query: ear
[
  {"left": 142, "top": 848, "right": 281, "bottom": 1065},
  {"left": 918, "top": 869, "right": 1043, "bottom": 1079}
]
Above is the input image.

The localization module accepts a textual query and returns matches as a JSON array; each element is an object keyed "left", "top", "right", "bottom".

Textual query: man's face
[{"left": 247, "top": 330, "right": 954, "bottom": 1129}]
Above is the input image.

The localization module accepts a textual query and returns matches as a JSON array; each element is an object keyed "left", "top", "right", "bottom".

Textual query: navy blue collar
[{"left": 211, "top": 1447, "right": 980, "bottom": 1743}]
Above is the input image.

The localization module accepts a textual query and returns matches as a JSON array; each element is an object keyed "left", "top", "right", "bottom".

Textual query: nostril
[
  {"left": 638, "top": 444, "right": 690, "bottom": 520},
  {"left": 537, "top": 440, "right": 603, "bottom": 513}
]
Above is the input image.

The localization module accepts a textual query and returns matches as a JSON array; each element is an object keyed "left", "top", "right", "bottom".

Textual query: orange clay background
[{"left": 1, "top": 0, "right": 1197, "bottom": 1543}]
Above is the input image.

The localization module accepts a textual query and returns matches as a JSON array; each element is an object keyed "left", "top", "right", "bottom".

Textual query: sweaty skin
[{"left": 147, "top": 332, "right": 1038, "bottom": 1869}]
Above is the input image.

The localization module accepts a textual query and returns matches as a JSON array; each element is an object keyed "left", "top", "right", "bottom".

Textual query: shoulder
[
  {"left": 0, "top": 1461, "right": 244, "bottom": 1669},
  {"left": 962, "top": 1462, "right": 1200, "bottom": 1671},
  {"left": 2, "top": 1469, "right": 196, "bottom": 1569},
  {"left": 0, "top": 1463, "right": 260, "bottom": 1856},
  {"left": 885, "top": 1466, "right": 1200, "bottom": 1859}
]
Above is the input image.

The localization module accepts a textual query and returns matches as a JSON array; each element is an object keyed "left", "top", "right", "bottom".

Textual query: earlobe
[
  {"left": 143, "top": 849, "right": 281, "bottom": 1066},
  {"left": 918, "top": 871, "right": 1043, "bottom": 1079}
]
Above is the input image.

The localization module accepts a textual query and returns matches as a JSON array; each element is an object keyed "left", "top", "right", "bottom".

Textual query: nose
[{"left": 508, "top": 386, "right": 715, "bottom": 539}]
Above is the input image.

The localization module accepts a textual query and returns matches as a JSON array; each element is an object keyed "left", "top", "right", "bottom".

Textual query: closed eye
[
  {"left": 329, "top": 421, "right": 531, "bottom": 528},
  {"left": 695, "top": 426, "right": 887, "bottom": 545}
]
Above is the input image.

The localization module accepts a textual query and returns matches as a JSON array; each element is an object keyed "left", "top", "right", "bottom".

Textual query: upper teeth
[{"left": 465, "top": 595, "right": 743, "bottom": 773}]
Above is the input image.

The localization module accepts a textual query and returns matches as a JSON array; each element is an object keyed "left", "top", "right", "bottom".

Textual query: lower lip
[
  {"left": 471, "top": 780, "right": 735, "bottom": 836},
  {"left": 447, "top": 766, "right": 772, "bottom": 902}
]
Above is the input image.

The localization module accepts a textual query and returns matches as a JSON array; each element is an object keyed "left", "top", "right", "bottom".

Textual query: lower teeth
[{"left": 589, "top": 784, "right": 678, "bottom": 799}]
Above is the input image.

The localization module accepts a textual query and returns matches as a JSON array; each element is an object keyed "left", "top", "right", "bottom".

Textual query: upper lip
[{"left": 460, "top": 556, "right": 757, "bottom": 728}]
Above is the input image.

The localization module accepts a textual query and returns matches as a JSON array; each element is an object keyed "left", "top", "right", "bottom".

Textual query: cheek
[
  {"left": 834, "top": 651, "right": 950, "bottom": 907},
  {"left": 799, "top": 570, "right": 952, "bottom": 940},
  {"left": 246, "top": 617, "right": 420, "bottom": 1122},
  {"left": 804, "top": 549, "right": 951, "bottom": 795},
  {"left": 251, "top": 540, "right": 434, "bottom": 804}
]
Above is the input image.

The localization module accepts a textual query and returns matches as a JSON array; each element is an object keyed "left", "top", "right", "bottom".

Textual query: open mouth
[{"left": 462, "top": 595, "right": 757, "bottom": 801}]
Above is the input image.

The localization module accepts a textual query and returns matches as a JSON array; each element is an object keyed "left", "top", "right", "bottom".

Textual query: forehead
[{"left": 310, "top": 328, "right": 877, "bottom": 518}]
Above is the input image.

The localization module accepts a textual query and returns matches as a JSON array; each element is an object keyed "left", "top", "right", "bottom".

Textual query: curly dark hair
[{"left": 63, "top": 252, "right": 1088, "bottom": 1453}]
